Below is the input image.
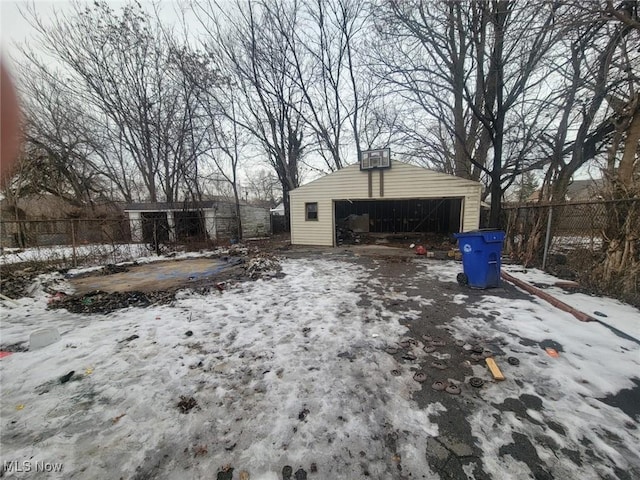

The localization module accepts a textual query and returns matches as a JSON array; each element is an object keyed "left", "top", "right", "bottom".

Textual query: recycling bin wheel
[{"left": 456, "top": 273, "right": 468, "bottom": 286}]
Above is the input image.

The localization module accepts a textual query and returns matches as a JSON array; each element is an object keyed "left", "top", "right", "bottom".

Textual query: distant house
[
  {"left": 123, "top": 200, "right": 270, "bottom": 243},
  {"left": 270, "top": 203, "right": 285, "bottom": 216},
  {"left": 1, "top": 194, "right": 73, "bottom": 221},
  {"left": 527, "top": 178, "right": 605, "bottom": 203},
  {"left": 514, "top": 179, "right": 608, "bottom": 236},
  {"left": 565, "top": 179, "right": 605, "bottom": 201}
]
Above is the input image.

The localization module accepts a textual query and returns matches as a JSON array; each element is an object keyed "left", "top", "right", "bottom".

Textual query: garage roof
[{"left": 291, "top": 161, "right": 481, "bottom": 195}]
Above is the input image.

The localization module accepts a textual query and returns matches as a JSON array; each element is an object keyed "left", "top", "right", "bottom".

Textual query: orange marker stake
[{"left": 545, "top": 348, "right": 560, "bottom": 358}]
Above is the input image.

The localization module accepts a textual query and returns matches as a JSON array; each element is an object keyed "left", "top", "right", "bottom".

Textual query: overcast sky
[
  {"left": 2, "top": 1, "right": 81, "bottom": 68},
  {"left": 0, "top": 1, "right": 603, "bottom": 184},
  {"left": 1, "top": 1, "right": 201, "bottom": 71},
  {"left": 0, "top": 0, "right": 280, "bottom": 189}
]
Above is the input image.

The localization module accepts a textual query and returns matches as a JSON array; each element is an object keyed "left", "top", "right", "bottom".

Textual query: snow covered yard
[
  {"left": 0, "top": 258, "right": 443, "bottom": 479},
  {"left": 448, "top": 293, "right": 640, "bottom": 479},
  {"left": 0, "top": 244, "right": 150, "bottom": 266},
  {"left": 414, "top": 261, "right": 640, "bottom": 480},
  {"left": 1, "top": 251, "right": 639, "bottom": 479},
  {"left": 502, "top": 264, "right": 640, "bottom": 339},
  {"left": 0, "top": 243, "right": 234, "bottom": 269}
]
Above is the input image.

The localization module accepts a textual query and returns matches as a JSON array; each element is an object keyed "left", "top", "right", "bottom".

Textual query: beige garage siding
[{"left": 290, "top": 161, "right": 482, "bottom": 246}]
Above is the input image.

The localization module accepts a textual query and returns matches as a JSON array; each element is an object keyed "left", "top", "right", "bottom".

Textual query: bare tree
[
  {"left": 263, "top": 0, "right": 375, "bottom": 171},
  {"left": 376, "top": 1, "right": 485, "bottom": 178},
  {"left": 194, "top": 0, "right": 306, "bottom": 229},
  {"left": 377, "top": 0, "right": 565, "bottom": 226},
  {"left": 20, "top": 1, "right": 211, "bottom": 203},
  {"left": 170, "top": 37, "right": 252, "bottom": 237},
  {"left": 204, "top": 89, "right": 247, "bottom": 239},
  {"left": 507, "top": 0, "right": 639, "bottom": 266},
  {"left": 14, "top": 61, "right": 110, "bottom": 207},
  {"left": 597, "top": 0, "right": 640, "bottom": 292},
  {"left": 244, "top": 170, "right": 282, "bottom": 204}
]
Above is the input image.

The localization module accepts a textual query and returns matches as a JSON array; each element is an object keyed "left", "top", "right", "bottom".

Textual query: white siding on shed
[
  {"left": 290, "top": 162, "right": 482, "bottom": 246},
  {"left": 125, "top": 203, "right": 271, "bottom": 242},
  {"left": 240, "top": 205, "right": 270, "bottom": 237}
]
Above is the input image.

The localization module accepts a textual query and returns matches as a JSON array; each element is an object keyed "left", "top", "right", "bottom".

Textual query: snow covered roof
[
  {"left": 269, "top": 203, "right": 284, "bottom": 214},
  {"left": 123, "top": 201, "right": 218, "bottom": 211}
]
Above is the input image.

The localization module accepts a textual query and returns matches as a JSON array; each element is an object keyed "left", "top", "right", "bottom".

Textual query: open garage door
[
  {"left": 141, "top": 212, "right": 170, "bottom": 243},
  {"left": 334, "top": 198, "right": 462, "bottom": 244}
]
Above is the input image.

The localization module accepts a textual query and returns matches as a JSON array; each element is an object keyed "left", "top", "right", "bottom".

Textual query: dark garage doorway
[
  {"left": 334, "top": 198, "right": 462, "bottom": 242},
  {"left": 174, "top": 210, "right": 206, "bottom": 241},
  {"left": 141, "top": 212, "right": 170, "bottom": 244}
]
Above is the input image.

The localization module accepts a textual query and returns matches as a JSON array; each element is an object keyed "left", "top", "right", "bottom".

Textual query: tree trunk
[
  {"left": 488, "top": 170, "right": 502, "bottom": 228},
  {"left": 601, "top": 96, "right": 639, "bottom": 291},
  {"left": 617, "top": 99, "right": 640, "bottom": 188},
  {"left": 282, "top": 183, "right": 291, "bottom": 232},
  {"left": 485, "top": 0, "right": 507, "bottom": 229},
  {"left": 232, "top": 183, "right": 243, "bottom": 240}
]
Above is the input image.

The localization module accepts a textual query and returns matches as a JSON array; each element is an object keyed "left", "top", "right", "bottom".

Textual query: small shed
[
  {"left": 289, "top": 156, "right": 482, "bottom": 247},
  {"left": 124, "top": 200, "right": 270, "bottom": 243}
]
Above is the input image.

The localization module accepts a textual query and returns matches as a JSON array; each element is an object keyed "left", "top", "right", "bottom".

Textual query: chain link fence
[
  {"left": 502, "top": 198, "right": 640, "bottom": 307},
  {"left": 1, "top": 218, "right": 139, "bottom": 268},
  {"left": 0, "top": 216, "right": 223, "bottom": 269}
]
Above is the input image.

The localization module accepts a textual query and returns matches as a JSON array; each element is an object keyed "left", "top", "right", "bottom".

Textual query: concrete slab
[{"left": 69, "top": 258, "right": 243, "bottom": 294}]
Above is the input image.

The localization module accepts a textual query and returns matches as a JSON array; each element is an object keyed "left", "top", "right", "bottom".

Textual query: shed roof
[
  {"left": 566, "top": 178, "right": 604, "bottom": 200},
  {"left": 124, "top": 201, "right": 217, "bottom": 211}
]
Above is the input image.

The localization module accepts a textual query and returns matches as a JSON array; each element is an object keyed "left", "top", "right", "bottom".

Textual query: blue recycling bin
[{"left": 453, "top": 230, "right": 505, "bottom": 289}]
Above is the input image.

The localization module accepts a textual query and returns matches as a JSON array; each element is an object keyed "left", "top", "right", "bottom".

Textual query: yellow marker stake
[
  {"left": 485, "top": 358, "right": 505, "bottom": 381},
  {"left": 16, "top": 404, "right": 25, "bottom": 410}
]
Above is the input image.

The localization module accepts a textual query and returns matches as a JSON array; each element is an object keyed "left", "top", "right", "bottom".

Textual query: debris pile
[
  {"left": 245, "top": 254, "right": 282, "bottom": 280},
  {"left": 177, "top": 395, "right": 198, "bottom": 413},
  {"left": 0, "top": 265, "right": 58, "bottom": 299},
  {"left": 101, "top": 263, "right": 130, "bottom": 275},
  {"left": 0, "top": 342, "right": 28, "bottom": 353},
  {"left": 336, "top": 227, "right": 360, "bottom": 246},
  {"left": 48, "top": 290, "right": 175, "bottom": 314},
  {"left": 4, "top": 245, "right": 284, "bottom": 312},
  {"left": 227, "top": 245, "right": 250, "bottom": 256}
]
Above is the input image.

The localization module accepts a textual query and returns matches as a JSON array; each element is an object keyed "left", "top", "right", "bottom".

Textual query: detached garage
[{"left": 289, "top": 153, "right": 482, "bottom": 247}]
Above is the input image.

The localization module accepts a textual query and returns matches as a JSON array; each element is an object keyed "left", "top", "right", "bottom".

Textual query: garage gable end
[{"left": 289, "top": 161, "right": 482, "bottom": 246}]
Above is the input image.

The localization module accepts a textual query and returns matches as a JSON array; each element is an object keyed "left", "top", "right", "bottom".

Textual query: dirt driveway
[{"left": 1, "top": 246, "right": 638, "bottom": 479}]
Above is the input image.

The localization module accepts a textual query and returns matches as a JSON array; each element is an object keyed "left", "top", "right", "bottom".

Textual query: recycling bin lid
[{"left": 454, "top": 230, "right": 505, "bottom": 242}]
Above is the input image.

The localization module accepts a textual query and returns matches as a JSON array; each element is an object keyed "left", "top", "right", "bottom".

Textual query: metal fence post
[
  {"left": 542, "top": 206, "right": 553, "bottom": 270},
  {"left": 70, "top": 220, "right": 77, "bottom": 268}
]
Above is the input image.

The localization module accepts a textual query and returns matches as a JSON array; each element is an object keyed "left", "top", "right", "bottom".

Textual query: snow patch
[
  {"left": 0, "top": 258, "right": 443, "bottom": 478},
  {"left": 451, "top": 293, "right": 640, "bottom": 478}
]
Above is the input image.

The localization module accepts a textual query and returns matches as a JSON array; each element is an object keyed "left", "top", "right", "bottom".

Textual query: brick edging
[{"left": 500, "top": 271, "right": 594, "bottom": 322}]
